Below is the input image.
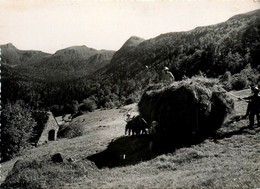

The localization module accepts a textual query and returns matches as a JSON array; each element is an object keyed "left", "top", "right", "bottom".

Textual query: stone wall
[{"left": 37, "top": 112, "right": 59, "bottom": 145}]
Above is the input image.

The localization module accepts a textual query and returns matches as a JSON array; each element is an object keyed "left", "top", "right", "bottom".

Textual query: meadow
[{"left": 1, "top": 90, "right": 260, "bottom": 188}]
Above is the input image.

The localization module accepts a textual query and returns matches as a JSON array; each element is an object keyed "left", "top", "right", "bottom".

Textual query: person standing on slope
[
  {"left": 162, "top": 67, "right": 175, "bottom": 84},
  {"left": 124, "top": 113, "right": 132, "bottom": 135},
  {"left": 241, "top": 86, "right": 260, "bottom": 127}
]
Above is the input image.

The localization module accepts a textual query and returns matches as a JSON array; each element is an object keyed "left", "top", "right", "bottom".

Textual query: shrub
[
  {"left": 125, "top": 97, "right": 135, "bottom": 105},
  {"left": 104, "top": 101, "right": 115, "bottom": 109},
  {"left": 58, "top": 123, "right": 85, "bottom": 139},
  {"left": 220, "top": 71, "right": 232, "bottom": 90},
  {"left": 78, "top": 98, "right": 97, "bottom": 112},
  {"left": 231, "top": 74, "right": 248, "bottom": 90},
  {"left": 220, "top": 66, "right": 260, "bottom": 91},
  {"left": 1, "top": 101, "right": 36, "bottom": 162}
]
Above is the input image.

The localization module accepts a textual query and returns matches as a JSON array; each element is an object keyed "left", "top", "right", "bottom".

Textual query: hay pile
[{"left": 138, "top": 78, "right": 234, "bottom": 142}]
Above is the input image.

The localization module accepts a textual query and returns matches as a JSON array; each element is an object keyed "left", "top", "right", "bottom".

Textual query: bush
[
  {"left": 104, "top": 101, "right": 115, "bottom": 109},
  {"left": 220, "top": 66, "right": 260, "bottom": 91},
  {"left": 58, "top": 123, "right": 85, "bottom": 139},
  {"left": 78, "top": 98, "right": 97, "bottom": 112},
  {"left": 231, "top": 74, "right": 248, "bottom": 90},
  {"left": 125, "top": 97, "right": 135, "bottom": 105},
  {"left": 220, "top": 71, "right": 232, "bottom": 90},
  {"left": 1, "top": 101, "right": 37, "bottom": 162}
]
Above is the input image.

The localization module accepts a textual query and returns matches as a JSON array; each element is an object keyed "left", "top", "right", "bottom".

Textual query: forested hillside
[
  {"left": 105, "top": 9, "right": 260, "bottom": 80},
  {"left": 1, "top": 44, "right": 115, "bottom": 81},
  {"left": 2, "top": 9, "right": 260, "bottom": 116}
]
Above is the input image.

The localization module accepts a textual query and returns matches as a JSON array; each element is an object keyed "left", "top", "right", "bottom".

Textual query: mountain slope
[
  {"left": 108, "top": 36, "right": 145, "bottom": 69},
  {"left": 98, "top": 9, "right": 260, "bottom": 84},
  {"left": 1, "top": 44, "right": 115, "bottom": 81},
  {"left": 29, "top": 46, "right": 115, "bottom": 76},
  {"left": 1, "top": 9, "right": 260, "bottom": 113},
  {"left": 0, "top": 43, "right": 51, "bottom": 66}
]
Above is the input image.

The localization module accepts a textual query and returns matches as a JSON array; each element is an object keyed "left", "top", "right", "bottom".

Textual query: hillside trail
[{"left": 1, "top": 89, "right": 260, "bottom": 188}]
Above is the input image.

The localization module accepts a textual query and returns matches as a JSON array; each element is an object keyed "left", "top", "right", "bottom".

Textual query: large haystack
[{"left": 138, "top": 78, "right": 234, "bottom": 142}]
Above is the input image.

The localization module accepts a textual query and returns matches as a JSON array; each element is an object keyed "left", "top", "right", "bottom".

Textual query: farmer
[
  {"left": 243, "top": 86, "right": 255, "bottom": 119},
  {"left": 162, "top": 67, "right": 175, "bottom": 83},
  {"left": 149, "top": 121, "right": 158, "bottom": 135},
  {"left": 241, "top": 86, "right": 260, "bottom": 127},
  {"left": 125, "top": 113, "right": 132, "bottom": 135},
  {"left": 149, "top": 121, "right": 159, "bottom": 151},
  {"left": 125, "top": 113, "right": 131, "bottom": 123}
]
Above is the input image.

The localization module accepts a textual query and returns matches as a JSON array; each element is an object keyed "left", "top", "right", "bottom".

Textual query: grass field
[{"left": 1, "top": 89, "right": 260, "bottom": 188}]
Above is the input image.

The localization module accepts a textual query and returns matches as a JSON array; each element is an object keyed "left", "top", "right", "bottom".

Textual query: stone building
[{"left": 37, "top": 111, "right": 59, "bottom": 145}]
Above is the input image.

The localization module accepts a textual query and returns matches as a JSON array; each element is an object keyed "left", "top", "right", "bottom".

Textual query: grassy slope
[{"left": 1, "top": 90, "right": 260, "bottom": 188}]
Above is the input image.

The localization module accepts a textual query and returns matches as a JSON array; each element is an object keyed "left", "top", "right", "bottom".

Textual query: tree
[
  {"left": 79, "top": 98, "right": 97, "bottom": 112},
  {"left": 112, "top": 85, "right": 120, "bottom": 95},
  {"left": 1, "top": 101, "right": 36, "bottom": 162}
]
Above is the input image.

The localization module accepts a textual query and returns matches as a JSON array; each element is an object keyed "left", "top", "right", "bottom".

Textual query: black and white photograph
[{"left": 0, "top": 0, "right": 260, "bottom": 188}]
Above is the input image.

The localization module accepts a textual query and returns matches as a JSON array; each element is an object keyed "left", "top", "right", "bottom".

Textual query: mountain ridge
[
  {"left": 1, "top": 43, "right": 115, "bottom": 81},
  {"left": 1, "top": 9, "right": 260, "bottom": 113}
]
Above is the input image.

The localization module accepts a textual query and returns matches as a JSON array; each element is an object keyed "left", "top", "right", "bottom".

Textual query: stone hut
[{"left": 37, "top": 111, "right": 59, "bottom": 146}]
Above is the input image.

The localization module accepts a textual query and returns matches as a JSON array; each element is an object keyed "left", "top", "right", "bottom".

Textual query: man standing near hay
[
  {"left": 149, "top": 121, "right": 159, "bottom": 151},
  {"left": 125, "top": 113, "right": 132, "bottom": 135},
  {"left": 162, "top": 67, "right": 175, "bottom": 83},
  {"left": 241, "top": 86, "right": 260, "bottom": 127}
]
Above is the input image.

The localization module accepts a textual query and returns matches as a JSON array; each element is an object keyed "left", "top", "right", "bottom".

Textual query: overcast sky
[{"left": 0, "top": 0, "right": 259, "bottom": 53}]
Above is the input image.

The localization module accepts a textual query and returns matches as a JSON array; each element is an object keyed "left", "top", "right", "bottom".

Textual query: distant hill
[
  {"left": 80, "top": 8, "right": 259, "bottom": 108},
  {"left": 2, "top": 9, "right": 260, "bottom": 113},
  {"left": 99, "top": 9, "right": 260, "bottom": 83},
  {"left": 1, "top": 44, "right": 115, "bottom": 81},
  {"left": 0, "top": 43, "right": 51, "bottom": 66},
  {"left": 107, "top": 36, "right": 145, "bottom": 72}
]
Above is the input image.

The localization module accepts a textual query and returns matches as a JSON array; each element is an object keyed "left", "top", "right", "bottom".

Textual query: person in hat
[
  {"left": 125, "top": 113, "right": 131, "bottom": 122},
  {"left": 162, "top": 67, "right": 175, "bottom": 83},
  {"left": 243, "top": 85, "right": 255, "bottom": 119},
  {"left": 242, "top": 86, "right": 260, "bottom": 127}
]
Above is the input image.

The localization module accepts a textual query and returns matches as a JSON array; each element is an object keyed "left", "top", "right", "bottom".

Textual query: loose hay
[{"left": 138, "top": 78, "right": 234, "bottom": 143}]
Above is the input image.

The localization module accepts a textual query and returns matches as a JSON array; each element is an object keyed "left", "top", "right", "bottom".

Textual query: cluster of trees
[
  {"left": 2, "top": 69, "right": 141, "bottom": 115},
  {"left": 1, "top": 100, "right": 51, "bottom": 162},
  {"left": 220, "top": 65, "right": 260, "bottom": 91}
]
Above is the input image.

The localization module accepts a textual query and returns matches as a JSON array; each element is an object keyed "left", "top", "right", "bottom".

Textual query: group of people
[{"left": 241, "top": 86, "right": 260, "bottom": 127}]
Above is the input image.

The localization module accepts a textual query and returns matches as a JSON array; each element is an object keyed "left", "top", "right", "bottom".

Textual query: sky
[{"left": 0, "top": 0, "right": 259, "bottom": 53}]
